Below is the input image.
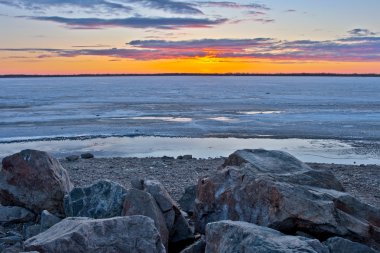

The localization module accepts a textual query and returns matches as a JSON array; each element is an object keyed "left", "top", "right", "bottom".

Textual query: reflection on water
[{"left": 0, "top": 137, "right": 378, "bottom": 165}]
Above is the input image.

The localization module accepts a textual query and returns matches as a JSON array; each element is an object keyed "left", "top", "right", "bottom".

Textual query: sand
[{"left": 60, "top": 157, "right": 380, "bottom": 209}]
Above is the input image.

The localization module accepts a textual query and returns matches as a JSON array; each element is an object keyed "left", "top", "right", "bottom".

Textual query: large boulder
[
  {"left": 195, "top": 149, "right": 380, "bottom": 249},
  {"left": 205, "top": 220, "right": 328, "bottom": 253},
  {"left": 122, "top": 188, "right": 169, "bottom": 250},
  {"left": 0, "top": 150, "right": 73, "bottom": 215},
  {"left": 24, "top": 215, "right": 166, "bottom": 253},
  {"left": 64, "top": 180, "right": 127, "bottom": 218},
  {"left": 132, "top": 179, "right": 194, "bottom": 248}
]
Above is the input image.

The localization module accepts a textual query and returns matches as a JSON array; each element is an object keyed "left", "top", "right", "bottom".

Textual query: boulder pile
[{"left": 0, "top": 149, "right": 379, "bottom": 253}]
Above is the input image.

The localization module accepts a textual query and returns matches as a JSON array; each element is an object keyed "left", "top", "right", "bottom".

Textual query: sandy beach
[{"left": 60, "top": 157, "right": 380, "bottom": 209}]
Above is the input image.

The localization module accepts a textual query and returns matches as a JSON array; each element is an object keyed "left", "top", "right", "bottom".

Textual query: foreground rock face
[
  {"left": 122, "top": 188, "right": 169, "bottom": 250},
  {"left": 64, "top": 180, "right": 127, "bottom": 218},
  {"left": 0, "top": 150, "right": 73, "bottom": 215},
  {"left": 178, "top": 185, "right": 196, "bottom": 215},
  {"left": 206, "top": 220, "right": 328, "bottom": 253},
  {"left": 138, "top": 179, "right": 194, "bottom": 245},
  {"left": 24, "top": 215, "right": 166, "bottom": 253},
  {"left": 195, "top": 149, "right": 380, "bottom": 249}
]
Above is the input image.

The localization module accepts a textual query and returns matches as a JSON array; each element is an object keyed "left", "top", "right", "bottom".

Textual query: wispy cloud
[
  {"left": 26, "top": 16, "right": 227, "bottom": 29},
  {"left": 348, "top": 28, "right": 377, "bottom": 37},
  {"left": 0, "top": 0, "right": 133, "bottom": 13},
  {"left": 128, "top": 0, "right": 202, "bottom": 14},
  {"left": 0, "top": 0, "right": 205, "bottom": 14},
  {"left": 3, "top": 34, "right": 379, "bottom": 62},
  {"left": 197, "top": 1, "right": 270, "bottom": 10}
]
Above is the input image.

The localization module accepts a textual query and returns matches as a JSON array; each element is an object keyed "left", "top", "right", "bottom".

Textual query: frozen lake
[
  {"left": 1, "top": 76, "right": 379, "bottom": 141},
  {"left": 1, "top": 76, "right": 379, "bottom": 163}
]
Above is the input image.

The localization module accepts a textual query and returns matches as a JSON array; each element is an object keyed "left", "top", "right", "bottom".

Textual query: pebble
[{"left": 81, "top": 153, "right": 94, "bottom": 159}]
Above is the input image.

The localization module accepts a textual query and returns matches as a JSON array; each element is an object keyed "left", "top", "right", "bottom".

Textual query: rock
[
  {"left": 40, "top": 210, "right": 62, "bottom": 231},
  {"left": 0, "top": 231, "right": 23, "bottom": 244},
  {"left": 122, "top": 188, "right": 169, "bottom": 250},
  {"left": 24, "top": 216, "right": 166, "bottom": 253},
  {"left": 183, "top": 155, "right": 193, "bottom": 160},
  {"left": 64, "top": 180, "right": 127, "bottom": 219},
  {"left": 135, "top": 179, "right": 194, "bottom": 247},
  {"left": 205, "top": 220, "right": 328, "bottom": 253},
  {"left": 180, "top": 237, "right": 206, "bottom": 253},
  {"left": 23, "top": 224, "right": 41, "bottom": 239},
  {"left": 0, "top": 149, "right": 73, "bottom": 215},
  {"left": 324, "top": 237, "right": 379, "bottom": 253},
  {"left": 0, "top": 205, "right": 35, "bottom": 225},
  {"left": 195, "top": 149, "right": 380, "bottom": 250},
  {"left": 179, "top": 185, "right": 196, "bottom": 215},
  {"left": 80, "top": 152, "right": 94, "bottom": 159},
  {"left": 2, "top": 243, "right": 23, "bottom": 253},
  {"left": 65, "top": 155, "right": 79, "bottom": 162},
  {"left": 142, "top": 180, "right": 178, "bottom": 212}
]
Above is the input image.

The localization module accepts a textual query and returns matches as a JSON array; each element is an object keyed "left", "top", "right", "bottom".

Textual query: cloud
[
  {"left": 197, "top": 1, "right": 270, "bottom": 10},
  {"left": 2, "top": 35, "right": 379, "bottom": 62},
  {"left": 0, "top": 0, "right": 204, "bottom": 14},
  {"left": 348, "top": 28, "right": 377, "bottom": 37},
  {"left": 0, "top": 0, "right": 133, "bottom": 13},
  {"left": 128, "top": 0, "right": 202, "bottom": 14},
  {"left": 27, "top": 16, "right": 227, "bottom": 29}
]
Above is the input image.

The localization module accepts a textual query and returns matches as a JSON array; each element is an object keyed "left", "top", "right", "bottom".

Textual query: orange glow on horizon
[{"left": 1, "top": 56, "right": 380, "bottom": 75}]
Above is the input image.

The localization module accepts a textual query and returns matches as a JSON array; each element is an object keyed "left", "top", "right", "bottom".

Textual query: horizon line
[{"left": 1, "top": 73, "right": 380, "bottom": 78}]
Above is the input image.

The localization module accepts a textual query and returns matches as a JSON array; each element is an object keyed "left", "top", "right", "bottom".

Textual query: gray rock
[
  {"left": 0, "top": 149, "right": 73, "bottom": 215},
  {"left": 205, "top": 220, "right": 328, "bottom": 253},
  {"left": 324, "top": 237, "right": 379, "bottom": 253},
  {"left": 0, "top": 205, "right": 35, "bottom": 225},
  {"left": 195, "top": 149, "right": 380, "bottom": 249},
  {"left": 137, "top": 179, "right": 194, "bottom": 245},
  {"left": 183, "top": 155, "right": 193, "bottom": 160},
  {"left": 2, "top": 243, "right": 23, "bottom": 253},
  {"left": 23, "top": 224, "right": 41, "bottom": 239},
  {"left": 122, "top": 188, "right": 169, "bottom": 250},
  {"left": 142, "top": 180, "right": 178, "bottom": 212},
  {"left": 0, "top": 234, "right": 23, "bottom": 244},
  {"left": 180, "top": 237, "right": 205, "bottom": 253},
  {"left": 64, "top": 180, "right": 127, "bottom": 219},
  {"left": 65, "top": 155, "right": 79, "bottom": 162},
  {"left": 40, "top": 210, "right": 61, "bottom": 231},
  {"left": 80, "top": 153, "right": 94, "bottom": 159},
  {"left": 24, "top": 216, "right": 166, "bottom": 253},
  {"left": 179, "top": 185, "right": 196, "bottom": 214}
]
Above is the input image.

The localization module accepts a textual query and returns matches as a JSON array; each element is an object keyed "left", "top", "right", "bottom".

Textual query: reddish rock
[
  {"left": 195, "top": 149, "right": 380, "bottom": 250},
  {"left": 133, "top": 179, "right": 194, "bottom": 248},
  {"left": 0, "top": 150, "right": 73, "bottom": 215},
  {"left": 122, "top": 188, "right": 169, "bottom": 250}
]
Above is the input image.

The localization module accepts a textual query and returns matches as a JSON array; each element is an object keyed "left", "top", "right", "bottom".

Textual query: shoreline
[
  {"left": 1, "top": 136, "right": 379, "bottom": 165},
  {"left": 59, "top": 157, "right": 380, "bottom": 209},
  {"left": 2, "top": 133, "right": 380, "bottom": 144}
]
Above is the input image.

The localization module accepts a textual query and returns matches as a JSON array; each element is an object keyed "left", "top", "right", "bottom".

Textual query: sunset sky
[{"left": 0, "top": 0, "right": 379, "bottom": 74}]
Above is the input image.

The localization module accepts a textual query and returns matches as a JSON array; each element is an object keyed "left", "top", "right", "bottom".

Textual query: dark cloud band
[
  {"left": 27, "top": 16, "right": 227, "bottom": 29},
  {"left": 2, "top": 34, "right": 379, "bottom": 62}
]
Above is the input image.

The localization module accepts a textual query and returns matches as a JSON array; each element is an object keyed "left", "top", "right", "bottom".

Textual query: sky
[{"left": 0, "top": 0, "right": 379, "bottom": 74}]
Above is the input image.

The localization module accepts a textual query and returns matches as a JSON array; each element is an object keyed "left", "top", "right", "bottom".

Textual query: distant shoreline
[{"left": 1, "top": 73, "right": 380, "bottom": 78}]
